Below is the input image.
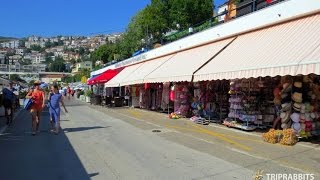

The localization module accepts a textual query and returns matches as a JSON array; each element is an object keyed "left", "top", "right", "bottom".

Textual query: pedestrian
[
  {"left": 1, "top": 81, "right": 16, "bottom": 125},
  {"left": 67, "top": 86, "right": 71, "bottom": 100},
  {"left": 26, "top": 80, "right": 46, "bottom": 136},
  {"left": 48, "top": 84, "right": 68, "bottom": 135}
]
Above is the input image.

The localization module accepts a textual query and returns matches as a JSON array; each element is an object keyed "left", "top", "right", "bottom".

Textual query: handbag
[{"left": 24, "top": 99, "right": 33, "bottom": 110}]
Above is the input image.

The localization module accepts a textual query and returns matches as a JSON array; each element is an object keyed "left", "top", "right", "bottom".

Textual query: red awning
[{"left": 87, "top": 67, "right": 124, "bottom": 85}]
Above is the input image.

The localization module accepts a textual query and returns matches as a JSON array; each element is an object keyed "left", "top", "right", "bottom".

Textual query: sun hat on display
[
  {"left": 281, "top": 111, "right": 291, "bottom": 123},
  {"left": 290, "top": 113, "right": 300, "bottom": 123},
  {"left": 281, "top": 121, "right": 292, "bottom": 129},
  {"left": 300, "top": 104, "right": 306, "bottom": 113},
  {"left": 293, "top": 103, "right": 302, "bottom": 112},
  {"left": 303, "top": 75, "right": 313, "bottom": 83},
  {"left": 292, "top": 122, "right": 301, "bottom": 132},
  {"left": 281, "top": 103, "right": 292, "bottom": 112},
  {"left": 300, "top": 113, "right": 306, "bottom": 120},
  {"left": 310, "top": 112, "right": 316, "bottom": 119},
  {"left": 292, "top": 92, "right": 303, "bottom": 103},
  {"left": 294, "top": 82, "right": 303, "bottom": 88}
]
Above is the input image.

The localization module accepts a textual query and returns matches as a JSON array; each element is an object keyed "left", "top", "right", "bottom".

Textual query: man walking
[{"left": 2, "top": 81, "right": 16, "bottom": 125}]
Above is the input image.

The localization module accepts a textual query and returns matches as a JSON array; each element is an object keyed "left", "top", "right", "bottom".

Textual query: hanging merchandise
[
  {"left": 131, "top": 86, "right": 140, "bottom": 107},
  {"left": 170, "top": 85, "right": 175, "bottom": 101},
  {"left": 145, "top": 83, "right": 151, "bottom": 90},
  {"left": 224, "top": 78, "right": 275, "bottom": 131},
  {"left": 173, "top": 84, "right": 190, "bottom": 117},
  {"left": 161, "top": 82, "right": 170, "bottom": 111}
]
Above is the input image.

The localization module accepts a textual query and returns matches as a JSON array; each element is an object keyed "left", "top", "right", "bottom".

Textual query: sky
[{"left": 0, "top": 0, "right": 225, "bottom": 38}]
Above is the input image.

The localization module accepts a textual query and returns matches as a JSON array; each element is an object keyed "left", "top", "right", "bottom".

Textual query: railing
[{"left": 162, "top": 0, "right": 285, "bottom": 44}]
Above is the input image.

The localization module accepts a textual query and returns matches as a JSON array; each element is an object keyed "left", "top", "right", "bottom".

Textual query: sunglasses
[{"left": 34, "top": 83, "right": 40, "bottom": 86}]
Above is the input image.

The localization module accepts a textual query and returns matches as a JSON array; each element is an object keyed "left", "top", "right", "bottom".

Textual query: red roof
[{"left": 87, "top": 67, "right": 124, "bottom": 85}]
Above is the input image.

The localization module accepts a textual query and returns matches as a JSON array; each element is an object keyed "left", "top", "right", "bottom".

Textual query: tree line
[{"left": 91, "top": 0, "right": 214, "bottom": 67}]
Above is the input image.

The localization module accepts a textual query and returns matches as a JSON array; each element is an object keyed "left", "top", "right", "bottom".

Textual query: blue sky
[{"left": 0, "top": 0, "right": 225, "bottom": 38}]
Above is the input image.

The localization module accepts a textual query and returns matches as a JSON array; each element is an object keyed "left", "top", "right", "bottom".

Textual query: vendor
[{"left": 191, "top": 96, "right": 206, "bottom": 117}]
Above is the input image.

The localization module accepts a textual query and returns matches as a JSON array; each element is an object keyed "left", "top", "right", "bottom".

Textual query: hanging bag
[{"left": 23, "top": 98, "right": 33, "bottom": 110}]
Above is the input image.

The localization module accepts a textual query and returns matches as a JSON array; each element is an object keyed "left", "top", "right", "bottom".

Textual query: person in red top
[
  {"left": 26, "top": 80, "right": 46, "bottom": 136},
  {"left": 67, "top": 86, "right": 71, "bottom": 100}
]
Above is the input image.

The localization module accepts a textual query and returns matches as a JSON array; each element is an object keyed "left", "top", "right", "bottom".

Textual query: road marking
[{"left": 190, "top": 124, "right": 252, "bottom": 151}]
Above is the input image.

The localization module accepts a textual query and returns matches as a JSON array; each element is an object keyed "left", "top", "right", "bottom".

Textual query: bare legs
[{"left": 31, "top": 110, "right": 41, "bottom": 135}]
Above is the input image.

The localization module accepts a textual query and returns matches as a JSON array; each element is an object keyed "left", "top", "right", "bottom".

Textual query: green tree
[
  {"left": 10, "top": 74, "right": 20, "bottom": 81},
  {"left": 30, "top": 45, "right": 42, "bottom": 51},
  {"left": 48, "top": 56, "right": 66, "bottom": 72}
]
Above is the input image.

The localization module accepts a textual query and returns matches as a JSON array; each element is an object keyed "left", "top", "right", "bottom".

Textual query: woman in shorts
[{"left": 26, "top": 80, "right": 45, "bottom": 136}]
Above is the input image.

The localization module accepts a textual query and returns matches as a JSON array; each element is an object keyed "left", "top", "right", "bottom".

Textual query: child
[{"left": 48, "top": 85, "right": 68, "bottom": 134}]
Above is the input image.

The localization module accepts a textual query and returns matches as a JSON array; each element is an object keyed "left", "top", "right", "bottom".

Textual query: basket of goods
[
  {"left": 262, "top": 129, "right": 283, "bottom": 144},
  {"left": 169, "top": 112, "right": 180, "bottom": 119},
  {"left": 280, "top": 128, "right": 298, "bottom": 146}
]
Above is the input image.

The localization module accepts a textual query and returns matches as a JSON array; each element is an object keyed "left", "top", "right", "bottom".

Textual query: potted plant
[{"left": 84, "top": 89, "right": 92, "bottom": 103}]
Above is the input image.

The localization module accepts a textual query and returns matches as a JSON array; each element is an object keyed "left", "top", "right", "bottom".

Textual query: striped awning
[{"left": 193, "top": 13, "right": 320, "bottom": 81}]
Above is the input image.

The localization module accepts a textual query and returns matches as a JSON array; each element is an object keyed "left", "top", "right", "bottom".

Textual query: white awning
[
  {"left": 193, "top": 14, "right": 320, "bottom": 81},
  {"left": 104, "top": 63, "right": 143, "bottom": 87},
  {"left": 120, "top": 55, "right": 174, "bottom": 86},
  {"left": 143, "top": 38, "right": 235, "bottom": 83}
]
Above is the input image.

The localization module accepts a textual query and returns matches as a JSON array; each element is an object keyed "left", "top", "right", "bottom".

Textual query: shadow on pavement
[
  {"left": 0, "top": 108, "right": 95, "bottom": 180},
  {"left": 63, "top": 126, "right": 110, "bottom": 133},
  {"left": 88, "top": 172, "right": 100, "bottom": 178}
]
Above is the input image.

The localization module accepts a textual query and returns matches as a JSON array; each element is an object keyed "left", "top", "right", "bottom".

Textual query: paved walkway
[
  {"left": 1, "top": 98, "right": 319, "bottom": 180},
  {"left": 0, "top": 106, "right": 90, "bottom": 180}
]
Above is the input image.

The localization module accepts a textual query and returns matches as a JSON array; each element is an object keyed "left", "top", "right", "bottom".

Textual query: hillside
[{"left": 0, "top": 36, "right": 18, "bottom": 43}]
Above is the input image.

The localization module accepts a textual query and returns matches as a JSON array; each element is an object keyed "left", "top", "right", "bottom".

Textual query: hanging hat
[
  {"left": 281, "top": 121, "right": 292, "bottom": 129},
  {"left": 293, "top": 103, "right": 302, "bottom": 112},
  {"left": 294, "top": 82, "right": 303, "bottom": 88},
  {"left": 303, "top": 75, "right": 313, "bottom": 83},
  {"left": 290, "top": 113, "right": 300, "bottom": 123},
  {"left": 310, "top": 112, "right": 316, "bottom": 119},
  {"left": 292, "top": 92, "right": 303, "bottom": 103},
  {"left": 281, "top": 103, "right": 292, "bottom": 112},
  {"left": 281, "top": 111, "right": 291, "bottom": 123},
  {"left": 282, "top": 83, "right": 292, "bottom": 93},
  {"left": 300, "top": 104, "right": 306, "bottom": 113},
  {"left": 300, "top": 113, "right": 306, "bottom": 120},
  {"left": 292, "top": 122, "right": 301, "bottom": 132}
]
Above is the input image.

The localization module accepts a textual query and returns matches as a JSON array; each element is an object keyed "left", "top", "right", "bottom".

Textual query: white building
[
  {"left": 31, "top": 53, "right": 46, "bottom": 64},
  {"left": 15, "top": 48, "right": 25, "bottom": 56},
  {"left": 217, "top": 2, "right": 228, "bottom": 22},
  {"left": 0, "top": 54, "right": 5, "bottom": 64},
  {"left": 0, "top": 40, "right": 20, "bottom": 49}
]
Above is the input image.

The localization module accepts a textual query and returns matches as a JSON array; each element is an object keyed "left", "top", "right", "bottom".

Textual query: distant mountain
[{"left": 0, "top": 36, "right": 18, "bottom": 43}]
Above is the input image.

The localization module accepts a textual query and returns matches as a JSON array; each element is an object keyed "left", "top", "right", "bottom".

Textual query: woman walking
[
  {"left": 48, "top": 85, "right": 68, "bottom": 134},
  {"left": 26, "top": 80, "right": 45, "bottom": 136}
]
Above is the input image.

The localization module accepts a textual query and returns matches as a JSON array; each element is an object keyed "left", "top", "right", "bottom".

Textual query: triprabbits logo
[{"left": 265, "top": 173, "right": 315, "bottom": 180}]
